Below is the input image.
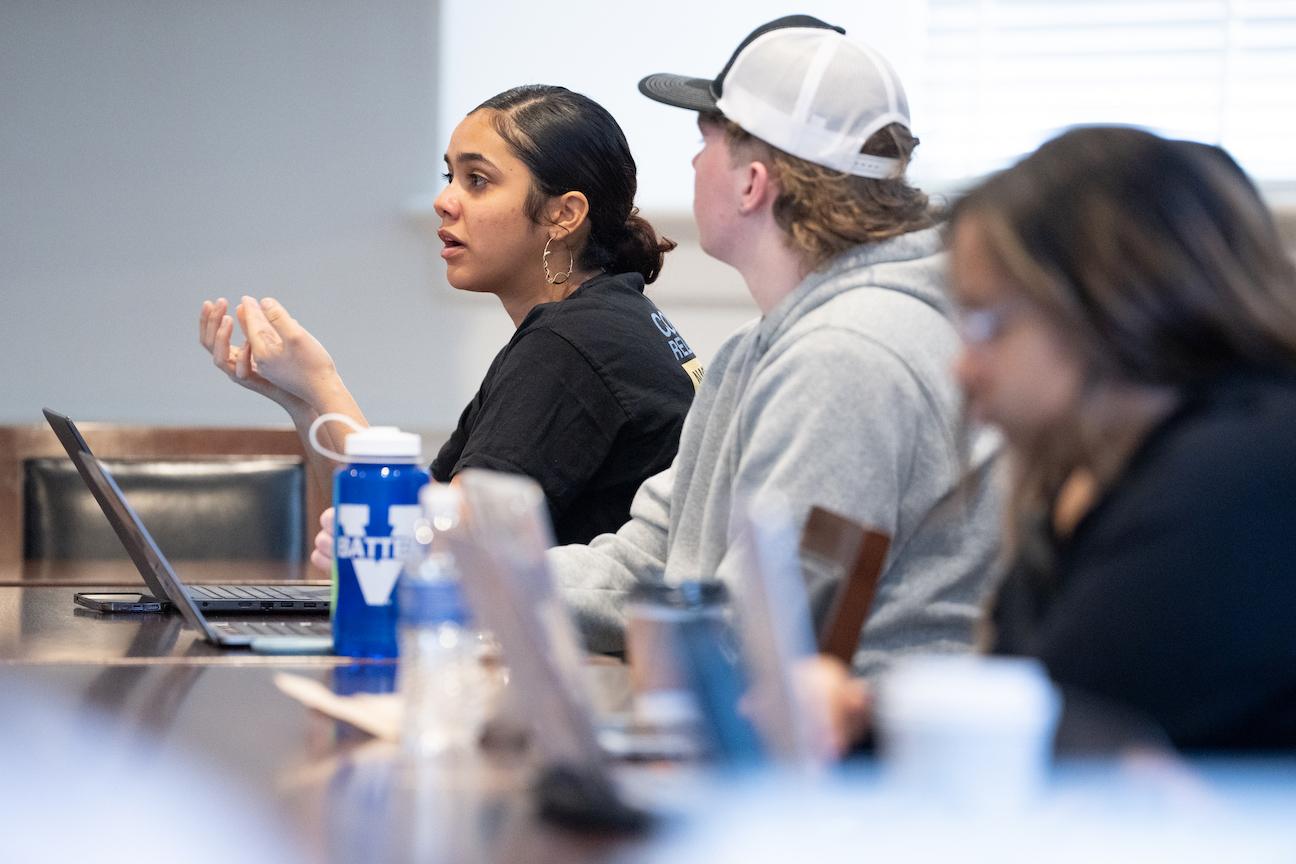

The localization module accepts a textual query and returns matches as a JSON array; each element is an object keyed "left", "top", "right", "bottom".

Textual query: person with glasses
[{"left": 814, "top": 126, "right": 1296, "bottom": 753}]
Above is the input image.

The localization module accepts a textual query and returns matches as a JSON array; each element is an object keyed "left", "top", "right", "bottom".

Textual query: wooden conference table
[
  {"left": 6, "top": 562, "right": 1296, "bottom": 863},
  {"left": 0, "top": 561, "right": 671, "bottom": 864}
]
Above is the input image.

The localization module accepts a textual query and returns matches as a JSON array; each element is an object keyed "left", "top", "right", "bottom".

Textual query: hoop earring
[{"left": 543, "top": 236, "right": 573, "bottom": 285}]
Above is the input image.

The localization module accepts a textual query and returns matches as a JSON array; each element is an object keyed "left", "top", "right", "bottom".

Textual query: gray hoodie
[{"left": 549, "top": 226, "right": 1002, "bottom": 675}]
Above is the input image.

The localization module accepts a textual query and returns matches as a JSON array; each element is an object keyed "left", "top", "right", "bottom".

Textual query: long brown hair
[{"left": 952, "top": 126, "right": 1296, "bottom": 559}]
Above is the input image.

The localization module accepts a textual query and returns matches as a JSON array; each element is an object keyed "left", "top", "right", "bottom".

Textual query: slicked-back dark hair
[{"left": 473, "top": 85, "right": 676, "bottom": 284}]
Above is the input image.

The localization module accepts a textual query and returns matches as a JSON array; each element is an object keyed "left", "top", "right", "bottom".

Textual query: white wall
[
  {"left": 437, "top": 1, "right": 928, "bottom": 213},
  {"left": 0, "top": 1, "right": 465, "bottom": 430},
  {"left": 5, "top": 3, "right": 1292, "bottom": 437},
  {"left": 0, "top": 2, "right": 927, "bottom": 437}
]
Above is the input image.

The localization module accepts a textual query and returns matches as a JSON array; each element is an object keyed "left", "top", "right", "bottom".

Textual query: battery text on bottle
[{"left": 336, "top": 503, "right": 421, "bottom": 606}]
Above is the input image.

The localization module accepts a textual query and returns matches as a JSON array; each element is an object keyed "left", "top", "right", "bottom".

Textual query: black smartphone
[{"left": 73, "top": 592, "right": 168, "bottom": 613}]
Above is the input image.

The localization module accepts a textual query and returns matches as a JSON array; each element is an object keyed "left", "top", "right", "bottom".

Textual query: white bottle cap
[
  {"left": 343, "top": 425, "right": 422, "bottom": 462},
  {"left": 307, "top": 413, "right": 422, "bottom": 464}
]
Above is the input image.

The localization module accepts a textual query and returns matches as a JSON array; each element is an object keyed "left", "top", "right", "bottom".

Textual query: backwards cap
[{"left": 639, "top": 15, "right": 911, "bottom": 179}]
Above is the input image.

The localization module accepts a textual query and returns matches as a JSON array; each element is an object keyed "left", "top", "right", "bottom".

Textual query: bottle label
[
  {"left": 401, "top": 580, "right": 468, "bottom": 626},
  {"left": 335, "top": 503, "right": 421, "bottom": 605}
]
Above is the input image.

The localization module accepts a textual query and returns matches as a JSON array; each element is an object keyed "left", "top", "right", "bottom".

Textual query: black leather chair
[
  {"left": 0, "top": 422, "right": 326, "bottom": 566},
  {"left": 23, "top": 457, "right": 306, "bottom": 561}
]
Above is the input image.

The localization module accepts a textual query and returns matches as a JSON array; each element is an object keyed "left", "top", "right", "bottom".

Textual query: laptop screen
[{"left": 71, "top": 452, "right": 221, "bottom": 641}]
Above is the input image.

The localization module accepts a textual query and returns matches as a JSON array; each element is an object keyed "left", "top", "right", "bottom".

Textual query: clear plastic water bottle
[
  {"left": 309, "top": 413, "right": 428, "bottom": 658},
  {"left": 398, "top": 484, "right": 480, "bottom": 757}
]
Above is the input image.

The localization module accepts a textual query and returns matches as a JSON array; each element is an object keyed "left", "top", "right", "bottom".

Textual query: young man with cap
[{"left": 550, "top": 15, "right": 1000, "bottom": 675}]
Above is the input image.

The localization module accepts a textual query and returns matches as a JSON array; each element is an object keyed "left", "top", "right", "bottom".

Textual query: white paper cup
[{"left": 876, "top": 655, "right": 1061, "bottom": 812}]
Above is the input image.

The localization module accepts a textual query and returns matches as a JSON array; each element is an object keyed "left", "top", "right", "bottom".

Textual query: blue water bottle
[{"left": 310, "top": 413, "right": 429, "bottom": 658}]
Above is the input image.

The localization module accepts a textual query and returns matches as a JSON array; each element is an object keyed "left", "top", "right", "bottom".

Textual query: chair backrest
[{"left": 0, "top": 422, "right": 328, "bottom": 566}]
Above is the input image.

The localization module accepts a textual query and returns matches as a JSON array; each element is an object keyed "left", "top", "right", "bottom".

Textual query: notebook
[
  {"left": 43, "top": 408, "right": 329, "bottom": 614},
  {"left": 75, "top": 452, "right": 332, "bottom": 652}
]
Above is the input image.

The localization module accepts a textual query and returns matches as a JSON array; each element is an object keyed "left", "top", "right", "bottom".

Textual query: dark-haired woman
[{"left": 199, "top": 85, "right": 701, "bottom": 546}]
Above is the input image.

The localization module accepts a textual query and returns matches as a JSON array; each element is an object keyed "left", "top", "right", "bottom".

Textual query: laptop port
[
  {"left": 238, "top": 601, "right": 254, "bottom": 608},
  {"left": 303, "top": 602, "right": 317, "bottom": 608},
  {"left": 278, "top": 602, "right": 294, "bottom": 608}
]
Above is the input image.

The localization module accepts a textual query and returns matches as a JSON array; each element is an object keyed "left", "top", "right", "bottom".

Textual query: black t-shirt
[
  {"left": 991, "top": 370, "right": 1296, "bottom": 751},
  {"left": 431, "top": 271, "right": 702, "bottom": 545}
]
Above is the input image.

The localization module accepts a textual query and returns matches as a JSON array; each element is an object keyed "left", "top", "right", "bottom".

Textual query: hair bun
[{"left": 612, "top": 209, "right": 677, "bottom": 284}]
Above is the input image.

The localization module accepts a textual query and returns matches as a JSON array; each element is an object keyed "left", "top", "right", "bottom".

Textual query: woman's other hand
[{"left": 310, "top": 507, "right": 335, "bottom": 572}]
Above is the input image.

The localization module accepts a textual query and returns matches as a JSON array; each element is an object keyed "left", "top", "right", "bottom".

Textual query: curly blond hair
[{"left": 703, "top": 114, "right": 936, "bottom": 270}]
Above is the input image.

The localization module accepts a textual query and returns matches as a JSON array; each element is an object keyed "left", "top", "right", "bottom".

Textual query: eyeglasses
[{"left": 955, "top": 301, "right": 1020, "bottom": 345}]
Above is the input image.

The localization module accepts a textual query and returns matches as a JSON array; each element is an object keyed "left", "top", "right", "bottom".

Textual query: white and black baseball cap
[{"left": 639, "top": 15, "right": 911, "bottom": 179}]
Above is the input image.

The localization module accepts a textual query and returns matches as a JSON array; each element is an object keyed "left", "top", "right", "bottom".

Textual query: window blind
[{"left": 914, "top": 0, "right": 1296, "bottom": 184}]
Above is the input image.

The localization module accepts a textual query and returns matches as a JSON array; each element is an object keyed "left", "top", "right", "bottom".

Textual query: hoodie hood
[{"left": 757, "top": 225, "right": 949, "bottom": 349}]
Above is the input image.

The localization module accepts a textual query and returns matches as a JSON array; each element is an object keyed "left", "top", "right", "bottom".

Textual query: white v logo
[{"left": 352, "top": 559, "right": 403, "bottom": 606}]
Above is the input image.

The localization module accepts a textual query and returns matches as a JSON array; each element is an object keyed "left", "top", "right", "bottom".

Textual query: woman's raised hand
[
  {"left": 200, "top": 297, "right": 309, "bottom": 413},
  {"left": 233, "top": 296, "right": 345, "bottom": 407}
]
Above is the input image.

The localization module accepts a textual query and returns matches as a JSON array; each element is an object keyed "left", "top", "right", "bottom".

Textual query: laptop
[
  {"left": 43, "top": 408, "right": 329, "bottom": 613},
  {"left": 75, "top": 452, "right": 332, "bottom": 652},
  {"left": 733, "top": 494, "right": 825, "bottom": 769},
  {"left": 444, "top": 469, "right": 648, "bottom": 829}
]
